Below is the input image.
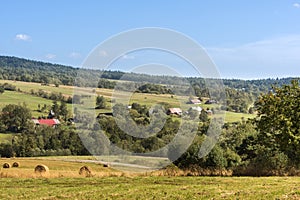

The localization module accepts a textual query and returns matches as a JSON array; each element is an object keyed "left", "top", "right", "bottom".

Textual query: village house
[
  {"left": 32, "top": 118, "right": 60, "bottom": 127},
  {"left": 190, "top": 99, "right": 202, "bottom": 104},
  {"left": 167, "top": 108, "right": 182, "bottom": 115},
  {"left": 205, "top": 99, "right": 217, "bottom": 104}
]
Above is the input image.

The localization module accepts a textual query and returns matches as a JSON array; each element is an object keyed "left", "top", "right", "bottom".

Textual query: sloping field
[{"left": 0, "top": 80, "right": 255, "bottom": 122}]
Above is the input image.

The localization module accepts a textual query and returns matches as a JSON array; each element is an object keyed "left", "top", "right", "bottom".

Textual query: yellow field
[{"left": 0, "top": 157, "right": 119, "bottom": 178}]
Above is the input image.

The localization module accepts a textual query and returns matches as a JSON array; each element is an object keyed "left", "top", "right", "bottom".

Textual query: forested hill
[
  {"left": 0, "top": 56, "right": 77, "bottom": 85},
  {"left": 0, "top": 55, "right": 298, "bottom": 92}
]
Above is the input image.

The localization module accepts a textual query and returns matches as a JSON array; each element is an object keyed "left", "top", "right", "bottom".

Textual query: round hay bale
[
  {"left": 103, "top": 163, "right": 110, "bottom": 168},
  {"left": 12, "top": 162, "right": 20, "bottom": 168},
  {"left": 79, "top": 166, "right": 92, "bottom": 176},
  {"left": 34, "top": 164, "right": 49, "bottom": 173},
  {"left": 3, "top": 162, "right": 10, "bottom": 168}
]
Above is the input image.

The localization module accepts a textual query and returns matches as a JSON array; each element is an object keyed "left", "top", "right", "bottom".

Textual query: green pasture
[
  {"left": 0, "top": 176, "right": 299, "bottom": 199},
  {"left": 0, "top": 80, "right": 256, "bottom": 122},
  {"left": 0, "top": 90, "right": 72, "bottom": 117}
]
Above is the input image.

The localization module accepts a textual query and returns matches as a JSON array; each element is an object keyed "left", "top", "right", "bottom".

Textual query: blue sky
[{"left": 1, "top": 1, "right": 300, "bottom": 79}]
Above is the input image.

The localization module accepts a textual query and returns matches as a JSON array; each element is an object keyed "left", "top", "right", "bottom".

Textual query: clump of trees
[
  {"left": 0, "top": 103, "right": 87, "bottom": 157},
  {"left": 96, "top": 95, "right": 106, "bottom": 109},
  {"left": 0, "top": 104, "right": 32, "bottom": 133},
  {"left": 174, "top": 80, "right": 300, "bottom": 176},
  {"left": 0, "top": 83, "right": 16, "bottom": 92}
]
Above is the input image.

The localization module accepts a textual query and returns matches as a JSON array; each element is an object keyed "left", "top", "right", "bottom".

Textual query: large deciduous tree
[
  {"left": 0, "top": 104, "right": 32, "bottom": 132},
  {"left": 255, "top": 80, "right": 300, "bottom": 165}
]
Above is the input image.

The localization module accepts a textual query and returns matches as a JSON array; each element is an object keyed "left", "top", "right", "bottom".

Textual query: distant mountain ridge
[{"left": 0, "top": 55, "right": 298, "bottom": 92}]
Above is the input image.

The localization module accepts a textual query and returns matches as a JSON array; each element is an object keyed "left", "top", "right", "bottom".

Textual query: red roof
[{"left": 32, "top": 119, "right": 60, "bottom": 126}]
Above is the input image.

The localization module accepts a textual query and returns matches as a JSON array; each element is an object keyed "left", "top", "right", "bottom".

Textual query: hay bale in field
[
  {"left": 103, "top": 163, "right": 110, "bottom": 168},
  {"left": 34, "top": 164, "right": 49, "bottom": 173},
  {"left": 3, "top": 163, "right": 10, "bottom": 168},
  {"left": 12, "top": 162, "right": 20, "bottom": 168},
  {"left": 79, "top": 166, "right": 92, "bottom": 177}
]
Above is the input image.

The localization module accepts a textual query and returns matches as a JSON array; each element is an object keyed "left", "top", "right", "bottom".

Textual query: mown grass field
[
  {"left": 0, "top": 80, "right": 75, "bottom": 96},
  {"left": 0, "top": 157, "right": 300, "bottom": 199},
  {"left": 0, "top": 80, "right": 255, "bottom": 122},
  {"left": 0, "top": 90, "right": 64, "bottom": 117}
]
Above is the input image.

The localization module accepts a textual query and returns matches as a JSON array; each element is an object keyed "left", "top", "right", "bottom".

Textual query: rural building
[
  {"left": 167, "top": 108, "right": 182, "bottom": 115},
  {"left": 32, "top": 119, "right": 60, "bottom": 127},
  {"left": 206, "top": 110, "right": 213, "bottom": 115},
  {"left": 48, "top": 110, "right": 55, "bottom": 119},
  {"left": 205, "top": 99, "right": 217, "bottom": 104},
  {"left": 190, "top": 99, "right": 201, "bottom": 104},
  {"left": 191, "top": 106, "right": 202, "bottom": 112},
  {"left": 96, "top": 112, "right": 113, "bottom": 118}
]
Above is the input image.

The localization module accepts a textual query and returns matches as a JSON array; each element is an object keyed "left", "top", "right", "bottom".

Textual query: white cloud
[
  {"left": 45, "top": 54, "right": 56, "bottom": 59},
  {"left": 99, "top": 50, "right": 108, "bottom": 57},
  {"left": 15, "top": 34, "right": 31, "bottom": 41},
  {"left": 122, "top": 54, "right": 135, "bottom": 60},
  {"left": 293, "top": 3, "right": 300, "bottom": 8},
  {"left": 69, "top": 52, "right": 81, "bottom": 59}
]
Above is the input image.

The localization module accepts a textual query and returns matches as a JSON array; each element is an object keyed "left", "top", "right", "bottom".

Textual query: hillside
[
  {"left": 1, "top": 56, "right": 300, "bottom": 177},
  {"left": 0, "top": 55, "right": 298, "bottom": 90}
]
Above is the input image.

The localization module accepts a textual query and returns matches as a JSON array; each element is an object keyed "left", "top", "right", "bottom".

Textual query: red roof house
[{"left": 32, "top": 119, "right": 60, "bottom": 127}]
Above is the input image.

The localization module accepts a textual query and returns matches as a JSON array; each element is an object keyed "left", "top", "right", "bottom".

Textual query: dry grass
[{"left": 0, "top": 158, "right": 122, "bottom": 178}]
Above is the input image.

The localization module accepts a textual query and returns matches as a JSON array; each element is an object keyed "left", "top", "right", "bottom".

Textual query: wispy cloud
[
  {"left": 69, "top": 52, "right": 81, "bottom": 59},
  {"left": 207, "top": 35, "right": 300, "bottom": 78},
  {"left": 45, "top": 54, "right": 56, "bottom": 59},
  {"left": 99, "top": 50, "right": 108, "bottom": 57},
  {"left": 122, "top": 54, "right": 135, "bottom": 60},
  {"left": 15, "top": 34, "right": 31, "bottom": 41},
  {"left": 293, "top": 3, "right": 300, "bottom": 8}
]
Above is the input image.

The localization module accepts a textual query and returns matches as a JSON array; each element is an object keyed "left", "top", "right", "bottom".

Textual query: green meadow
[
  {"left": 0, "top": 175, "right": 299, "bottom": 199},
  {"left": 0, "top": 80, "right": 255, "bottom": 122}
]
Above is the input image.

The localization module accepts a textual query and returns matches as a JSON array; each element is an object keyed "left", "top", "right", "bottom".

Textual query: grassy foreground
[
  {"left": 0, "top": 157, "right": 299, "bottom": 199},
  {"left": 0, "top": 176, "right": 300, "bottom": 199}
]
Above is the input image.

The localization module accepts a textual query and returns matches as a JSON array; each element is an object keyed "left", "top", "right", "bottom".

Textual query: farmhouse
[
  {"left": 167, "top": 108, "right": 182, "bottom": 115},
  {"left": 205, "top": 99, "right": 217, "bottom": 104},
  {"left": 206, "top": 110, "right": 213, "bottom": 115},
  {"left": 32, "top": 119, "right": 60, "bottom": 127},
  {"left": 96, "top": 112, "right": 113, "bottom": 118},
  {"left": 190, "top": 99, "right": 201, "bottom": 104}
]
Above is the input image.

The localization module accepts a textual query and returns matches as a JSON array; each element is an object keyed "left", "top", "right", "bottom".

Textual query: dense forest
[{"left": 0, "top": 55, "right": 297, "bottom": 91}]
